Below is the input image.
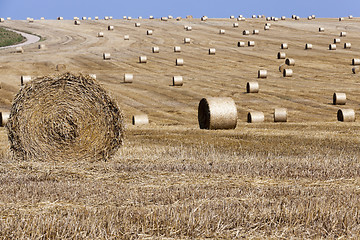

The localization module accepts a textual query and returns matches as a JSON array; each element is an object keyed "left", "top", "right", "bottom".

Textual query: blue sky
[{"left": 0, "top": 0, "right": 359, "bottom": 20}]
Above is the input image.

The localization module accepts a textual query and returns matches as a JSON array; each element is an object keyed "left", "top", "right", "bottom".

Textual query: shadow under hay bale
[{"left": 6, "top": 73, "right": 125, "bottom": 161}]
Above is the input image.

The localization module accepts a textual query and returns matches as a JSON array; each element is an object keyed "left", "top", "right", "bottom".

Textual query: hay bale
[
  {"left": 265, "top": 23, "right": 271, "bottom": 27},
  {"left": 7, "top": 17, "right": 11, "bottom": 20},
  {"left": 108, "top": 25, "right": 114, "bottom": 31},
  {"left": 186, "top": 26, "right": 192, "bottom": 31},
  {"left": 352, "top": 59, "right": 360, "bottom": 65},
  {"left": 56, "top": 64, "right": 66, "bottom": 71},
  {"left": 103, "top": 53, "right": 111, "bottom": 60},
  {"left": 219, "top": 29, "right": 225, "bottom": 34},
  {"left": 147, "top": 30, "right": 153, "bottom": 35},
  {"left": 233, "top": 23, "right": 239, "bottom": 27},
  {"left": 104, "top": 16, "right": 109, "bottom": 20},
  {"left": 273, "top": 17, "right": 279, "bottom": 21},
  {"left": 161, "top": 17, "right": 168, "bottom": 21},
  {"left": 38, "top": 44, "right": 46, "bottom": 50},
  {"left": 176, "top": 58, "right": 184, "bottom": 66},
  {"left": 176, "top": 17, "right": 182, "bottom": 21},
  {"left": 248, "top": 41, "right": 255, "bottom": 47},
  {"left": 352, "top": 67, "right": 359, "bottom": 74},
  {"left": 208, "top": 48, "right": 216, "bottom": 55},
  {"left": 124, "top": 35, "right": 130, "bottom": 40},
  {"left": 253, "top": 29, "right": 259, "bottom": 35},
  {"left": 174, "top": 46, "right": 181, "bottom": 52},
  {"left": 21, "top": 76, "right": 31, "bottom": 86},
  {"left": 246, "top": 82, "right": 259, "bottom": 93},
  {"left": 124, "top": 73, "right": 133, "bottom": 83},
  {"left": 337, "top": 109, "right": 355, "bottom": 122},
  {"left": 0, "top": 18, "right": 5, "bottom": 22},
  {"left": 285, "top": 58, "right": 295, "bottom": 66},
  {"left": 258, "top": 70, "right": 267, "bottom": 78},
  {"left": 127, "top": 16, "right": 132, "bottom": 20},
  {"left": 201, "top": 16, "right": 208, "bottom": 21},
  {"left": 98, "top": 32, "right": 104, "bottom": 37},
  {"left": 0, "top": 112, "right": 9, "bottom": 127},
  {"left": 230, "top": 15, "right": 235, "bottom": 19},
  {"left": 349, "top": 15, "right": 353, "bottom": 19},
  {"left": 319, "top": 27, "right": 325, "bottom": 32},
  {"left": 123, "top": 16, "right": 127, "bottom": 19},
  {"left": 281, "top": 16, "right": 286, "bottom": 20},
  {"left": 168, "top": 15, "right": 173, "bottom": 19},
  {"left": 264, "top": 25, "right": 270, "bottom": 30},
  {"left": 139, "top": 16, "right": 143, "bottom": 19},
  {"left": 6, "top": 73, "right": 125, "bottom": 161},
  {"left": 74, "top": 20, "right": 80, "bottom": 25},
  {"left": 292, "top": 15, "right": 296, "bottom": 19},
  {"left": 152, "top": 46, "right": 159, "bottom": 53},
  {"left": 82, "top": 17, "right": 87, "bottom": 20},
  {"left": 283, "top": 69, "right": 293, "bottom": 77},
  {"left": 266, "top": 17, "right": 271, "bottom": 21},
  {"left": 339, "top": 17, "right": 344, "bottom": 21},
  {"left": 238, "top": 41, "right": 245, "bottom": 47},
  {"left": 243, "top": 30, "right": 250, "bottom": 35},
  {"left": 308, "top": 16, "right": 313, "bottom": 20},
  {"left": 334, "top": 38, "right": 340, "bottom": 43},
  {"left": 139, "top": 56, "right": 147, "bottom": 63},
  {"left": 247, "top": 111, "right": 264, "bottom": 123},
  {"left": 198, "top": 97, "right": 237, "bottom": 130},
  {"left": 173, "top": 76, "right": 183, "bottom": 86},
  {"left": 186, "top": 15, "right": 193, "bottom": 19},
  {"left": 344, "top": 43, "right": 351, "bottom": 49},
  {"left": 57, "top": 17, "right": 63, "bottom": 20},
  {"left": 305, "top": 43, "right": 313, "bottom": 49},
  {"left": 277, "top": 52, "right": 286, "bottom": 59},
  {"left": 149, "top": 16, "right": 154, "bottom": 19},
  {"left": 15, "top": 47, "right": 23, "bottom": 53},
  {"left": 184, "top": 38, "right": 190, "bottom": 43},
  {"left": 295, "top": 16, "right": 300, "bottom": 20},
  {"left": 281, "top": 43, "right": 288, "bottom": 49},
  {"left": 135, "top": 22, "right": 141, "bottom": 27},
  {"left": 132, "top": 114, "right": 149, "bottom": 125},
  {"left": 89, "top": 74, "right": 96, "bottom": 80},
  {"left": 109, "top": 16, "right": 113, "bottom": 20},
  {"left": 312, "top": 15, "right": 316, "bottom": 19},
  {"left": 95, "top": 16, "right": 99, "bottom": 20},
  {"left": 340, "top": 32, "right": 347, "bottom": 37},
  {"left": 329, "top": 44, "right": 337, "bottom": 50},
  {"left": 274, "top": 108, "right": 287, "bottom": 122},
  {"left": 28, "top": 18, "right": 34, "bottom": 23},
  {"left": 333, "top": 92, "right": 346, "bottom": 105}
]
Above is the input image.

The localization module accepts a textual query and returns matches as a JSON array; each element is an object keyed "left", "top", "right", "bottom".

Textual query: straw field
[{"left": 0, "top": 16, "right": 360, "bottom": 238}]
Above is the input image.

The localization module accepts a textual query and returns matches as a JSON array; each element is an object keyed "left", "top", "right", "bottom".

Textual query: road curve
[{"left": 0, "top": 28, "right": 40, "bottom": 49}]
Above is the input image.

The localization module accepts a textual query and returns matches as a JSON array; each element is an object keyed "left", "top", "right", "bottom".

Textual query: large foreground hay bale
[
  {"left": 0, "top": 112, "right": 9, "bottom": 127},
  {"left": 6, "top": 73, "right": 125, "bottom": 161},
  {"left": 198, "top": 97, "right": 237, "bottom": 130}
]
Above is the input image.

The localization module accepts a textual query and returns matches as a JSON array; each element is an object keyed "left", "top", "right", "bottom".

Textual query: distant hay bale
[
  {"left": 273, "top": 17, "right": 279, "bottom": 21},
  {"left": 285, "top": 58, "right": 295, "bottom": 66},
  {"left": 104, "top": 16, "right": 109, "bottom": 20},
  {"left": 344, "top": 43, "right": 351, "bottom": 49},
  {"left": 349, "top": 15, "right": 353, "bottom": 19},
  {"left": 305, "top": 43, "right": 313, "bottom": 49},
  {"left": 15, "top": 47, "right": 23, "bottom": 53},
  {"left": 198, "top": 97, "right": 237, "bottom": 130},
  {"left": 56, "top": 64, "right": 66, "bottom": 71},
  {"left": 161, "top": 17, "right": 168, "bottom": 21},
  {"left": 248, "top": 41, "right": 255, "bottom": 47},
  {"left": 219, "top": 29, "right": 225, "bottom": 34},
  {"left": 274, "top": 108, "right": 287, "bottom": 122},
  {"left": 333, "top": 92, "right": 346, "bottom": 105},
  {"left": 7, "top": 17, "right": 11, "bottom": 20},
  {"left": 319, "top": 27, "right": 325, "bottom": 32},
  {"left": 292, "top": 15, "right": 296, "bottom": 19},
  {"left": 176, "top": 58, "right": 184, "bottom": 66},
  {"left": 0, "top": 112, "right": 9, "bottom": 127},
  {"left": 6, "top": 73, "right": 125, "bottom": 161},
  {"left": 277, "top": 52, "right": 286, "bottom": 59},
  {"left": 95, "top": 16, "right": 99, "bottom": 20},
  {"left": 253, "top": 29, "right": 259, "bottom": 35},
  {"left": 57, "top": 17, "right": 63, "bottom": 20},
  {"left": 108, "top": 25, "right": 114, "bottom": 31},
  {"left": 89, "top": 74, "right": 96, "bottom": 80},
  {"left": 352, "top": 67, "right": 359, "bottom": 74},
  {"left": 124, "top": 73, "right": 133, "bottom": 83},
  {"left": 337, "top": 109, "right": 355, "bottom": 122},
  {"left": 265, "top": 23, "right": 271, "bottom": 27},
  {"left": 21, "top": 76, "right": 31, "bottom": 86},
  {"left": 252, "top": 15, "right": 256, "bottom": 18},
  {"left": 281, "top": 43, "right": 288, "bottom": 49},
  {"left": 103, "top": 53, "right": 111, "bottom": 60},
  {"left": 28, "top": 18, "right": 34, "bottom": 23},
  {"left": 82, "top": 17, "right": 87, "bottom": 20},
  {"left": 246, "top": 81, "right": 259, "bottom": 93},
  {"left": 281, "top": 16, "right": 286, "bottom": 20},
  {"left": 38, "top": 44, "right": 46, "bottom": 50},
  {"left": 147, "top": 30, "right": 153, "bottom": 35},
  {"left": 135, "top": 22, "right": 141, "bottom": 27},
  {"left": 230, "top": 15, "right": 235, "bottom": 19},
  {"left": 74, "top": 20, "right": 80, "bottom": 25},
  {"left": 334, "top": 38, "right": 340, "bottom": 44},
  {"left": 173, "top": 76, "right": 183, "bottom": 86},
  {"left": 352, "top": 59, "right": 360, "bottom": 65},
  {"left": 138, "top": 16, "right": 143, "bottom": 19},
  {"left": 186, "top": 26, "right": 192, "bottom": 31},
  {"left": 295, "top": 16, "right": 300, "bottom": 20},
  {"left": 208, "top": 48, "right": 216, "bottom": 55},
  {"left": 123, "top": 16, "right": 127, "bottom": 19},
  {"left": 168, "top": 15, "right": 173, "bottom": 19},
  {"left": 0, "top": 18, "right": 5, "bottom": 22},
  {"left": 109, "top": 16, "right": 113, "bottom": 20},
  {"left": 339, "top": 17, "right": 344, "bottom": 21},
  {"left": 152, "top": 46, "right": 160, "bottom": 53},
  {"left": 139, "top": 56, "right": 147, "bottom": 63},
  {"left": 312, "top": 15, "right": 316, "bottom": 19},
  {"left": 149, "top": 16, "right": 154, "bottom": 19},
  {"left": 258, "top": 70, "right": 267, "bottom": 78},
  {"left": 74, "top": 17, "right": 79, "bottom": 20},
  {"left": 247, "top": 111, "right": 264, "bottom": 123},
  {"left": 329, "top": 44, "right": 337, "bottom": 50},
  {"left": 201, "top": 16, "right": 208, "bottom": 21},
  {"left": 127, "top": 16, "right": 132, "bottom": 20},
  {"left": 238, "top": 41, "right": 245, "bottom": 47},
  {"left": 174, "top": 46, "right": 181, "bottom": 52},
  {"left": 132, "top": 114, "right": 149, "bottom": 125},
  {"left": 243, "top": 30, "right": 250, "bottom": 35},
  {"left": 186, "top": 15, "right": 193, "bottom": 19},
  {"left": 184, "top": 38, "right": 190, "bottom": 43},
  {"left": 266, "top": 17, "right": 271, "bottom": 21},
  {"left": 97, "top": 32, "right": 104, "bottom": 37},
  {"left": 308, "top": 16, "right": 313, "bottom": 20},
  {"left": 233, "top": 23, "right": 239, "bottom": 27},
  {"left": 264, "top": 25, "right": 270, "bottom": 30},
  {"left": 340, "top": 32, "right": 347, "bottom": 37},
  {"left": 124, "top": 35, "right": 130, "bottom": 40},
  {"left": 283, "top": 69, "right": 293, "bottom": 77}
]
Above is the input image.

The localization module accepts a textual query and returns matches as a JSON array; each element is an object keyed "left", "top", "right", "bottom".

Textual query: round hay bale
[
  {"left": 174, "top": 46, "right": 181, "bottom": 52},
  {"left": 28, "top": 18, "right": 34, "bottom": 23},
  {"left": 103, "top": 53, "right": 111, "bottom": 60},
  {"left": 6, "top": 73, "right": 125, "bottom": 161},
  {"left": 82, "top": 17, "right": 87, "bottom": 20},
  {"left": 21, "top": 76, "right": 31, "bottom": 86},
  {"left": 201, "top": 16, "right": 208, "bottom": 21},
  {"left": 253, "top": 29, "right": 259, "bottom": 35},
  {"left": 127, "top": 16, "right": 132, "bottom": 20},
  {"left": 161, "top": 17, "right": 168, "bottom": 21},
  {"left": 184, "top": 38, "right": 190, "bottom": 43},
  {"left": 74, "top": 20, "right": 80, "bottom": 25},
  {"left": 147, "top": 30, "right": 153, "bottom": 35},
  {"left": 219, "top": 29, "right": 225, "bottom": 34},
  {"left": 95, "top": 16, "right": 99, "bottom": 20},
  {"left": 295, "top": 16, "right": 300, "bottom": 20},
  {"left": 292, "top": 15, "right": 296, "bottom": 19},
  {"left": 258, "top": 70, "right": 267, "bottom": 78},
  {"left": 312, "top": 15, "right": 316, "bottom": 19},
  {"left": 173, "top": 76, "right": 183, "bottom": 86},
  {"left": 283, "top": 69, "right": 293, "bottom": 77},
  {"left": 186, "top": 26, "right": 192, "bottom": 31},
  {"left": 238, "top": 41, "right": 245, "bottom": 47},
  {"left": 132, "top": 114, "right": 148, "bottom": 125},
  {"left": 247, "top": 111, "right": 264, "bottom": 123},
  {"left": 0, "top": 112, "right": 9, "bottom": 127},
  {"left": 135, "top": 22, "right": 141, "bottom": 27},
  {"left": 149, "top": 16, "right": 154, "bottom": 19},
  {"left": 104, "top": 16, "right": 109, "bottom": 20},
  {"left": 266, "top": 17, "right": 271, "bottom": 21},
  {"left": 352, "top": 59, "right": 360, "bottom": 65},
  {"left": 243, "top": 30, "right": 250, "bottom": 35},
  {"left": 319, "top": 27, "right": 325, "bottom": 32},
  {"left": 334, "top": 38, "right": 340, "bottom": 44},
  {"left": 344, "top": 43, "right": 351, "bottom": 49},
  {"left": 139, "top": 56, "right": 147, "bottom": 63},
  {"left": 152, "top": 46, "right": 160, "bottom": 53},
  {"left": 89, "top": 74, "right": 96, "bottom": 80},
  {"left": 38, "top": 44, "right": 46, "bottom": 50},
  {"left": 246, "top": 82, "right": 259, "bottom": 93},
  {"left": 273, "top": 17, "right": 279, "bottom": 21},
  {"left": 57, "top": 17, "right": 63, "bottom": 20},
  {"left": 281, "top": 16, "right": 286, "bottom": 20},
  {"left": 281, "top": 43, "right": 288, "bottom": 49},
  {"left": 277, "top": 52, "right": 286, "bottom": 59},
  {"left": 248, "top": 41, "right": 255, "bottom": 47},
  {"left": 198, "top": 97, "right": 237, "bottom": 130},
  {"left": 265, "top": 23, "right": 271, "bottom": 27},
  {"left": 339, "top": 17, "right": 344, "bottom": 21},
  {"left": 108, "top": 25, "right": 114, "bottom": 31},
  {"left": 15, "top": 47, "right": 23, "bottom": 53},
  {"left": 349, "top": 15, "right": 353, "bottom": 19},
  {"left": 208, "top": 48, "right": 216, "bottom": 55},
  {"left": 176, "top": 58, "right": 184, "bottom": 66},
  {"left": 168, "top": 15, "right": 173, "bottom": 19},
  {"left": 97, "top": 32, "right": 104, "bottom": 37},
  {"left": 274, "top": 108, "right": 287, "bottom": 122},
  {"left": 285, "top": 58, "right": 295, "bottom": 66},
  {"left": 329, "top": 44, "right": 337, "bottom": 50},
  {"left": 124, "top": 35, "right": 130, "bottom": 40},
  {"left": 308, "top": 16, "right": 313, "bottom": 20},
  {"left": 0, "top": 18, "right": 5, "bottom": 22},
  {"left": 337, "top": 109, "right": 355, "bottom": 122},
  {"left": 233, "top": 23, "right": 239, "bottom": 28},
  {"left": 352, "top": 67, "right": 359, "bottom": 74},
  {"left": 109, "top": 16, "right": 113, "bottom": 20},
  {"left": 176, "top": 17, "right": 182, "bottom": 21},
  {"left": 124, "top": 73, "right": 133, "bottom": 83},
  {"left": 230, "top": 15, "right": 235, "bottom": 19},
  {"left": 264, "top": 25, "right": 270, "bottom": 30},
  {"left": 333, "top": 92, "right": 346, "bottom": 105},
  {"left": 305, "top": 43, "right": 313, "bottom": 49},
  {"left": 340, "top": 32, "right": 347, "bottom": 37},
  {"left": 252, "top": 15, "right": 256, "bottom": 18},
  {"left": 123, "top": 16, "right": 127, "bottom": 19}
]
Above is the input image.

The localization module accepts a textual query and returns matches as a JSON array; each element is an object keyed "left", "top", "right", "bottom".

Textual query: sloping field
[{"left": 0, "top": 17, "right": 359, "bottom": 238}]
